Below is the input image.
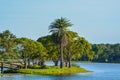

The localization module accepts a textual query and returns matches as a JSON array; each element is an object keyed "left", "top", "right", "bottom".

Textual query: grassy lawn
[{"left": 17, "top": 66, "right": 90, "bottom": 75}]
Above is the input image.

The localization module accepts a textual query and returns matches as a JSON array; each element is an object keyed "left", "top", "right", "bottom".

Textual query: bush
[
  {"left": 40, "top": 65, "right": 49, "bottom": 69},
  {"left": 29, "top": 64, "right": 40, "bottom": 69},
  {"left": 4, "top": 69, "right": 17, "bottom": 73}
]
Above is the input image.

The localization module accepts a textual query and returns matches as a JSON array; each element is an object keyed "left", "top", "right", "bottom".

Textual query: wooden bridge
[
  {"left": 0, "top": 61, "right": 24, "bottom": 73},
  {"left": 0, "top": 62, "right": 22, "bottom": 68}
]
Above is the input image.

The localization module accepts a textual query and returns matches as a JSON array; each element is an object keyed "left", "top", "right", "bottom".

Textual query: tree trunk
[
  {"left": 41, "top": 61, "right": 44, "bottom": 66},
  {"left": 68, "top": 57, "right": 71, "bottom": 68},
  {"left": 24, "top": 58, "right": 27, "bottom": 69},
  {"left": 65, "top": 61, "right": 68, "bottom": 67},
  {"left": 34, "top": 60, "right": 38, "bottom": 64},
  {"left": 25, "top": 62, "right": 27, "bottom": 69},
  {"left": 52, "top": 57, "right": 58, "bottom": 66},
  {"left": 40, "top": 58, "right": 45, "bottom": 66},
  {"left": 54, "top": 61, "right": 58, "bottom": 66},
  {"left": 1, "top": 62, "right": 3, "bottom": 73},
  {"left": 68, "top": 52, "right": 71, "bottom": 68},
  {"left": 64, "top": 56, "right": 68, "bottom": 67},
  {"left": 55, "top": 61, "right": 58, "bottom": 66},
  {"left": 60, "top": 44, "right": 63, "bottom": 68},
  {"left": 28, "top": 59, "right": 30, "bottom": 67}
]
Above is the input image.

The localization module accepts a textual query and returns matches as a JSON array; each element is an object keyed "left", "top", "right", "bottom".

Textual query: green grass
[
  {"left": 0, "top": 74, "right": 3, "bottom": 76},
  {"left": 17, "top": 66, "right": 90, "bottom": 75}
]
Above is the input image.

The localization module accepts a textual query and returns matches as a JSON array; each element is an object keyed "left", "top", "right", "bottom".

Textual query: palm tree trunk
[{"left": 60, "top": 44, "right": 63, "bottom": 68}]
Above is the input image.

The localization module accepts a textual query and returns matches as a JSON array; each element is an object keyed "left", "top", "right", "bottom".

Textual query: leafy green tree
[
  {"left": 65, "top": 34, "right": 94, "bottom": 67},
  {"left": 75, "top": 37, "right": 94, "bottom": 61},
  {"left": 0, "top": 30, "right": 17, "bottom": 60},
  {"left": 16, "top": 37, "right": 47, "bottom": 69},
  {"left": 0, "top": 30, "right": 17, "bottom": 73},
  {"left": 31, "top": 41, "right": 47, "bottom": 66},
  {"left": 49, "top": 17, "right": 73, "bottom": 68},
  {"left": 37, "top": 35, "right": 59, "bottom": 66},
  {"left": 64, "top": 31, "right": 78, "bottom": 68}
]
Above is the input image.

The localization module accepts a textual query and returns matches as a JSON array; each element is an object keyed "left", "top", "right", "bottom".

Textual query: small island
[
  {"left": 0, "top": 18, "right": 92, "bottom": 75},
  {"left": 3, "top": 64, "right": 90, "bottom": 75},
  {"left": 1, "top": 17, "right": 119, "bottom": 76},
  {"left": 0, "top": 18, "right": 119, "bottom": 76},
  {"left": 17, "top": 66, "right": 89, "bottom": 75}
]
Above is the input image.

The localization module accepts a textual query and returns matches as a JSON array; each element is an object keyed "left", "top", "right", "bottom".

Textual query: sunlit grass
[
  {"left": 0, "top": 74, "right": 3, "bottom": 76},
  {"left": 17, "top": 66, "right": 90, "bottom": 75}
]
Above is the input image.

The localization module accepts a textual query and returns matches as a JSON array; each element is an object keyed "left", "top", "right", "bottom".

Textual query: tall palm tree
[{"left": 49, "top": 17, "right": 73, "bottom": 68}]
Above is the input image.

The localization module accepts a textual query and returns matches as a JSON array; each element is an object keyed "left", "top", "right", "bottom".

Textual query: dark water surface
[{"left": 0, "top": 62, "right": 120, "bottom": 80}]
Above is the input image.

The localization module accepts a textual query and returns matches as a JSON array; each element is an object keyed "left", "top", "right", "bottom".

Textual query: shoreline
[{"left": 3, "top": 66, "right": 91, "bottom": 75}]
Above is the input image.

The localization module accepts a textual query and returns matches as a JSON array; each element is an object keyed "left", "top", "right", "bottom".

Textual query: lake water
[{"left": 0, "top": 62, "right": 120, "bottom": 80}]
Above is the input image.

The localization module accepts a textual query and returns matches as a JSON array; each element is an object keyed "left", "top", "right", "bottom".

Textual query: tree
[
  {"left": 37, "top": 35, "right": 59, "bottom": 66},
  {"left": 63, "top": 31, "right": 78, "bottom": 68},
  {"left": 0, "top": 30, "right": 17, "bottom": 60},
  {"left": 0, "top": 30, "right": 17, "bottom": 73},
  {"left": 49, "top": 17, "right": 73, "bottom": 68},
  {"left": 75, "top": 37, "right": 94, "bottom": 61},
  {"left": 31, "top": 41, "right": 47, "bottom": 66},
  {"left": 64, "top": 31, "right": 94, "bottom": 67},
  {"left": 15, "top": 37, "right": 47, "bottom": 69}
]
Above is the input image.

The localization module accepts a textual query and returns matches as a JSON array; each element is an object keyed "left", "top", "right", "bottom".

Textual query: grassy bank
[
  {"left": 17, "top": 66, "right": 90, "bottom": 75},
  {"left": 0, "top": 74, "right": 3, "bottom": 76}
]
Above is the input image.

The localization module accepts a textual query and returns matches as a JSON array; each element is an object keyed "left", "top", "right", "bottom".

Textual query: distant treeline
[
  {"left": 79, "top": 44, "right": 120, "bottom": 63},
  {"left": 92, "top": 44, "right": 120, "bottom": 63}
]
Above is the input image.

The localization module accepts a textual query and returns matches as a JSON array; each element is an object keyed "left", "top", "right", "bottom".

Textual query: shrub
[
  {"left": 29, "top": 64, "right": 40, "bottom": 69},
  {"left": 40, "top": 65, "right": 49, "bottom": 69}
]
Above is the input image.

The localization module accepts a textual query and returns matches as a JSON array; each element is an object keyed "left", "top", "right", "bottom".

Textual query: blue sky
[{"left": 0, "top": 0, "right": 120, "bottom": 43}]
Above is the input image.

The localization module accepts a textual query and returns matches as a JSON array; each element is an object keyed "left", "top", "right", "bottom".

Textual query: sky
[{"left": 0, "top": 0, "right": 120, "bottom": 44}]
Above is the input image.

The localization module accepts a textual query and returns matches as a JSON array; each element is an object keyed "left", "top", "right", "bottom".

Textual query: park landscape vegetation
[{"left": 0, "top": 17, "right": 120, "bottom": 75}]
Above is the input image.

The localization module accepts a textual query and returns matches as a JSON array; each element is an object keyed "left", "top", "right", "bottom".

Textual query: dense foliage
[
  {"left": 0, "top": 30, "right": 93, "bottom": 70},
  {"left": 0, "top": 30, "right": 17, "bottom": 60},
  {"left": 37, "top": 31, "right": 94, "bottom": 67},
  {"left": 92, "top": 44, "right": 120, "bottom": 63},
  {"left": 0, "top": 30, "right": 47, "bottom": 69}
]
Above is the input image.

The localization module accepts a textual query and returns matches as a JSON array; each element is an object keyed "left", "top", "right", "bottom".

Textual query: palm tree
[{"left": 49, "top": 17, "right": 73, "bottom": 68}]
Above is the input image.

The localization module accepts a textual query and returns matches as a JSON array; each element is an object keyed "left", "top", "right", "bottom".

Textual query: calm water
[{"left": 0, "top": 62, "right": 120, "bottom": 80}]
